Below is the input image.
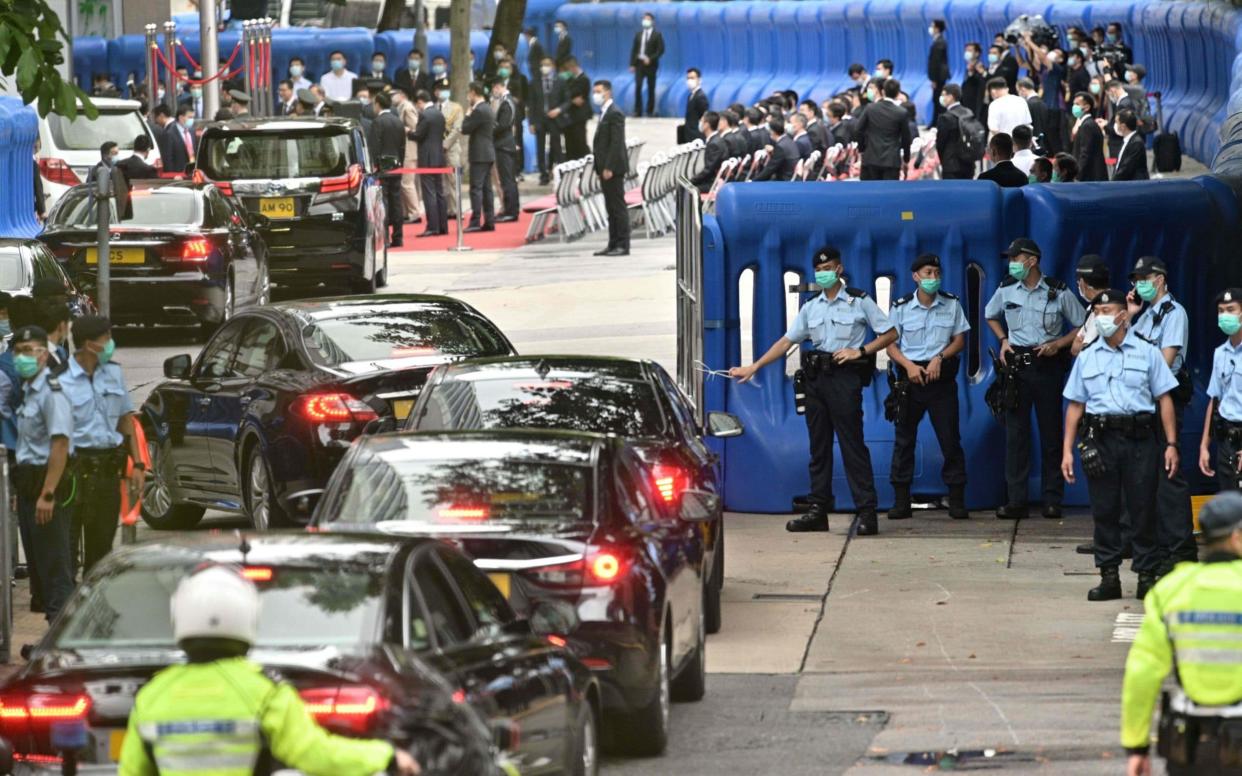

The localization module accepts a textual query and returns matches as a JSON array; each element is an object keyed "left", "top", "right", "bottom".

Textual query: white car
[{"left": 37, "top": 97, "right": 164, "bottom": 212}]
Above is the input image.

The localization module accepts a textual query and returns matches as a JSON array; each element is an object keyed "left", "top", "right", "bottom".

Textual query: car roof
[
  {"left": 105, "top": 530, "right": 431, "bottom": 569},
  {"left": 62, "top": 97, "right": 143, "bottom": 111},
  {"left": 442, "top": 355, "right": 653, "bottom": 381},
  {"left": 363, "top": 428, "right": 612, "bottom": 467},
  {"left": 0, "top": 238, "right": 39, "bottom": 249},
  {"left": 202, "top": 117, "right": 359, "bottom": 133},
  {"left": 271, "top": 293, "right": 477, "bottom": 322}
]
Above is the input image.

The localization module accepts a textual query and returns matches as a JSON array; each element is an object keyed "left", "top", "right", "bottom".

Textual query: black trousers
[
  {"left": 496, "top": 149, "right": 520, "bottom": 218},
  {"left": 74, "top": 447, "right": 123, "bottom": 574},
  {"left": 931, "top": 81, "right": 945, "bottom": 122},
  {"left": 889, "top": 375, "right": 966, "bottom": 487},
  {"left": 535, "top": 127, "right": 562, "bottom": 177},
  {"left": 805, "top": 367, "right": 878, "bottom": 513},
  {"left": 634, "top": 64, "right": 658, "bottom": 116},
  {"left": 15, "top": 463, "right": 74, "bottom": 622},
  {"left": 1216, "top": 432, "right": 1241, "bottom": 493},
  {"left": 420, "top": 171, "right": 447, "bottom": 234},
  {"left": 941, "top": 166, "right": 975, "bottom": 180},
  {"left": 860, "top": 164, "right": 900, "bottom": 180},
  {"left": 564, "top": 122, "right": 589, "bottom": 160},
  {"left": 1086, "top": 427, "right": 1160, "bottom": 573},
  {"left": 601, "top": 173, "right": 629, "bottom": 250},
  {"left": 1165, "top": 717, "right": 1242, "bottom": 775},
  {"left": 1004, "top": 356, "right": 1068, "bottom": 507},
  {"left": 1157, "top": 400, "right": 1197, "bottom": 569},
  {"left": 381, "top": 175, "right": 404, "bottom": 245},
  {"left": 468, "top": 161, "right": 495, "bottom": 226}
]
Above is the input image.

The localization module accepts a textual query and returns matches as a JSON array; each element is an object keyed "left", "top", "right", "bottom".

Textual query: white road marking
[{"left": 1112, "top": 612, "right": 1146, "bottom": 643}]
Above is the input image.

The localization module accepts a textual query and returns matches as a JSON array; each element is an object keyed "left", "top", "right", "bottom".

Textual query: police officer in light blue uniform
[
  {"left": 985, "top": 238, "right": 1086, "bottom": 520},
  {"left": 886, "top": 253, "right": 971, "bottom": 520},
  {"left": 11, "top": 325, "right": 75, "bottom": 622},
  {"left": 1200, "top": 287, "right": 1242, "bottom": 493},
  {"left": 731, "top": 246, "right": 897, "bottom": 536},
  {"left": 1126, "top": 256, "right": 1196, "bottom": 573},
  {"left": 1061, "top": 289, "right": 1179, "bottom": 602}
]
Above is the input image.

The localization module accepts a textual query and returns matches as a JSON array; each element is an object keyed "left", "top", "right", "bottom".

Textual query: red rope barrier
[
  {"left": 387, "top": 167, "right": 456, "bottom": 175},
  {"left": 153, "top": 41, "right": 242, "bottom": 86}
]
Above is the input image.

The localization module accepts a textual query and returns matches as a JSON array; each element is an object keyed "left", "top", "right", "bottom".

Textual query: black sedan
[
  {"left": 403, "top": 356, "right": 743, "bottom": 634},
  {"left": 313, "top": 429, "right": 715, "bottom": 756},
  {"left": 0, "top": 238, "right": 95, "bottom": 318},
  {"left": 40, "top": 181, "right": 268, "bottom": 334},
  {"left": 139, "top": 294, "right": 515, "bottom": 531},
  {"left": 2, "top": 532, "right": 595, "bottom": 774}
]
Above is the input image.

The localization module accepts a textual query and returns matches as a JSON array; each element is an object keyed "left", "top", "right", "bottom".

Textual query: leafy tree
[{"left": 0, "top": 0, "right": 97, "bottom": 118}]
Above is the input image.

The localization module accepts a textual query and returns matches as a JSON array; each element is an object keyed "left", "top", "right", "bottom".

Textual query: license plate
[
  {"left": 487, "top": 573, "right": 511, "bottom": 599},
  {"left": 260, "top": 197, "right": 296, "bottom": 219},
  {"left": 86, "top": 247, "right": 144, "bottom": 265},
  {"left": 391, "top": 399, "right": 414, "bottom": 420},
  {"left": 109, "top": 729, "right": 126, "bottom": 761}
]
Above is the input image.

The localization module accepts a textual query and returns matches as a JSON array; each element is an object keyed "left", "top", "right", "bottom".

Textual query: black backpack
[{"left": 954, "top": 107, "right": 988, "bottom": 161}]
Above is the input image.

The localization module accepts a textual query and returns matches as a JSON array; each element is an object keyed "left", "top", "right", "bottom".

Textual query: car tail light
[
  {"left": 437, "top": 505, "right": 489, "bottom": 521},
  {"left": 242, "top": 566, "right": 273, "bottom": 581},
  {"left": 527, "top": 547, "right": 629, "bottom": 589},
  {"left": 294, "top": 393, "right": 378, "bottom": 424},
  {"left": 299, "top": 686, "right": 386, "bottom": 735},
  {"left": 193, "top": 168, "right": 234, "bottom": 197},
  {"left": 0, "top": 693, "right": 91, "bottom": 741},
  {"left": 320, "top": 163, "right": 363, "bottom": 194},
  {"left": 38, "top": 158, "right": 81, "bottom": 187},
  {"left": 160, "top": 237, "right": 213, "bottom": 263},
  {"left": 650, "top": 463, "right": 689, "bottom": 505}
]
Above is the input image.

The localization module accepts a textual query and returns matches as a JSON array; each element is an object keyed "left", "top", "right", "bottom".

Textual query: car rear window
[
  {"left": 54, "top": 187, "right": 201, "bottom": 228},
  {"left": 0, "top": 248, "right": 27, "bottom": 290},
  {"left": 417, "top": 372, "right": 666, "bottom": 438},
  {"left": 324, "top": 449, "right": 592, "bottom": 530},
  {"left": 46, "top": 110, "right": 149, "bottom": 151},
  {"left": 53, "top": 565, "right": 383, "bottom": 649},
  {"left": 302, "top": 310, "right": 510, "bottom": 366},
  {"left": 200, "top": 130, "right": 355, "bottom": 180}
]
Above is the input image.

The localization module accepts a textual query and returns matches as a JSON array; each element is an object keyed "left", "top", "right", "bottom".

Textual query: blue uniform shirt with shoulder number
[
  {"left": 1131, "top": 294, "right": 1189, "bottom": 373},
  {"left": 888, "top": 292, "right": 970, "bottom": 362},
  {"left": 1207, "top": 338, "right": 1242, "bottom": 422},
  {"left": 984, "top": 275, "right": 1086, "bottom": 347},
  {"left": 1063, "top": 332, "right": 1178, "bottom": 414},
  {"left": 16, "top": 369, "right": 74, "bottom": 466},
  {"left": 61, "top": 357, "right": 134, "bottom": 450},
  {"left": 784, "top": 288, "right": 894, "bottom": 352}
]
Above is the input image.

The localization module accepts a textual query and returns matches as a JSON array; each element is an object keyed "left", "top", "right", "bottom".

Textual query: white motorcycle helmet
[{"left": 170, "top": 565, "right": 260, "bottom": 645}]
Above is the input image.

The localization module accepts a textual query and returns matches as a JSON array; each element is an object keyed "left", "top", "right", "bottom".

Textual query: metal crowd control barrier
[
  {"left": 0, "top": 457, "right": 12, "bottom": 664},
  {"left": 674, "top": 175, "right": 704, "bottom": 425},
  {"left": 384, "top": 166, "right": 468, "bottom": 251}
]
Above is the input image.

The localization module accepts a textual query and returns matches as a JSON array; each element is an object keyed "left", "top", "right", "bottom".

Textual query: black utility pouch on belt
[
  {"left": 1219, "top": 719, "right": 1242, "bottom": 766},
  {"left": 1157, "top": 707, "right": 1199, "bottom": 766}
]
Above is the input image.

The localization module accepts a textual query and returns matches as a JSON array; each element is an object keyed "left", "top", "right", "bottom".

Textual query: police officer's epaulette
[
  {"left": 999, "top": 275, "right": 1020, "bottom": 287},
  {"left": 891, "top": 294, "right": 913, "bottom": 307},
  {"left": 845, "top": 287, "right": 869, "bottom": 299},
  {"left": 1044, "top": 276, "right": 1068, "bottom": 291},
  {"left": 937, "top": 290, "right": 959, "bottom": 300}
]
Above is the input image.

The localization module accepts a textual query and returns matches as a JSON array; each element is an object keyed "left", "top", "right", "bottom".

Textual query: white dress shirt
[
  {"left": 986, "top": 93, "right": 1033, "bottom": 137},
  {"left": 319, "top": 69, "right": 358, "bottom": 102},
  {"left": 1012, "top": 148, "right": 1037, "bottom": 175}
]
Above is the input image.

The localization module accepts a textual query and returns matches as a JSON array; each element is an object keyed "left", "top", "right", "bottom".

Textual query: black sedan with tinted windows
[
  {"left": 3, "top": 533, "right": 595, "bottom": 775},
  {"left": 39, "top": 181, "right": 268, "bottom": 333},
  {"left": 314, "top": 429, "right": 715, "bottom": 756},
  {"left": 139, "top": 294, "right": 514, "bottom": 531},
  {"left": 403, "top": 356, "right": 743, "bottom": 634},
  {"left": 0, "top": 238, "right": 95, "bottom": 318}
]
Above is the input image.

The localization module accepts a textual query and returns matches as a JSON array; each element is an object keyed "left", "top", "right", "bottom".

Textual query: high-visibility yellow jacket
[
  {"left": 1121, "top": 557, "right": 1242, "bottom": 750},
  {"left": 119, "top": 657, "right": 395, "bottom": 776}
]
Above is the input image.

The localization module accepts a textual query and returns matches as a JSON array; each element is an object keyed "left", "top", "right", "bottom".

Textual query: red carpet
[{"left": 391, "top": 211, "right": 533, "bottom": 253}]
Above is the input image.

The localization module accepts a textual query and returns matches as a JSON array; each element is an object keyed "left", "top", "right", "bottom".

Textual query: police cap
[
  {"left": 1075, "top": 254, "right": 1110, "bottom": 287},
  {"left": 1129, "top": 255, "right": 1167, "bottom": 279},
  {"left": 1198, "top": 491, "right": 1242, "bottom": 541},
  {"left": 31, "top": 278, "right": 66, "bottom": 298},
  {"left": 1004, "top": 238, "right": 1041, "bottom": 259},
  {"left": 911, "top": 253, "right": 940, "bottom": 272},
  {"left": 1216, "top": 288, "right": 1242, "bottom": 305},
  {"left": 72, "top": 315, "right": 112, "bottom": 344},
  {"left": 1090, "top": 288, "right": 1128, "bottom": 308},
  {"left": 12, "top": 325, "right": 48, "bottom": 346},
  {"left": 813, "top": 246, "right": 841, "bottom": 266},
  {"left": 296, "top": 88, "right": 317, "bottom": 107},
  {"left": 228, "top": 89, "right": 251, "bottom": 105}
]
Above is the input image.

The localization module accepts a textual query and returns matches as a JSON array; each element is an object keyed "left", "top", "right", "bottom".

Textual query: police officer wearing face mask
[
  {"left": 1126, "top": 256, "right": 1196, "bottom": 574},
  {"left": 730, "top": 246, "right": 897, "bottom": 536},
  {"left": 1061, "top": 290, "right": 1179, "bottom": 602},
  {"left": 886, "top": 254, "right": 971, "bottom": 520},
  {"left": 59, "top": 316, "right": 142, "bottom": 574},
  {"left": 985, "top": 238, "right": 1086, "bottom": 520},
  {"left": 1200, "top": 288, "right": 1242, "bottom": 494}
]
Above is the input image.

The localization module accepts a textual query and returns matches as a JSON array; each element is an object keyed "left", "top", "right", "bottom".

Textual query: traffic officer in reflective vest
[
  {"left": 1121, "top": 491, "right": 1242, "bottom": 776},
  {"left": 1060, "top": 289, "right": 1179, "bottom": 602},
  {"left": 730, "top": 246, "right": 896, "bottom": 536},
  {"left": 985, "top": 238, "right": 1086, "bottom": 520},
  {"left": 119, "top": 565, "right": 421, "bottom": 776},
  {"left": 885, "top": 253, "right": 971, "bottom": 519},
  {"left": 60, "top": 316, "right": 144, "bottom": 574},
  {"left": 1200, "top": 288, "right": 1242, "bottom": 493},
  {"left": 1127, "top": 256, "right": 1197, "bottom": 573}
]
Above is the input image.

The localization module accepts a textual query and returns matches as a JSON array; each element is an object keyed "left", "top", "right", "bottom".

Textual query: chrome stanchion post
[
  {"left": 448, "top": 167, "right": 472, "bottom": 252},
  {"left": 163, "top": 21, "right": 177, "bottom": 113},
  {"left": 144, "top": 25, "right": 158, "bottom": 113},
  {"left": 263, "top": 18, "right": 274, "bottom": 117}
]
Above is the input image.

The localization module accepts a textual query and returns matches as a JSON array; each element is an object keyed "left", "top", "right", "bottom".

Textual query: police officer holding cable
[
  {"left": 985, "top": 238, "right": 1086, "bottom": 520},
  {"left": 885, "top": 253, "right": 971, "bottom": 520},
  {"left": 729, "top": 246, "right": 896, "bottom": 536},
  {"left": 1060, "top": 289, "right": 1179, "bottom": 602},
  {"left": 1200, "top": 288, "right": 1242, "bottom": 493},
  {"left": 1120, "top": 490, "right": 1242, "bottom": 776}
]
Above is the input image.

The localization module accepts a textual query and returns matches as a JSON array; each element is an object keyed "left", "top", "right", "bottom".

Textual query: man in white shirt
[
  {"left": 319, "top": 51, "right": 357, "bottom": 102},
  {"left": 287, "top": 57, "right": 312, "bottom": 92},
  {"left": 1011, "top": 124, "right": 1038, "bottom": 175},
  {"left": 985, "top": 77, "right": 1032, "bottom": 139}
]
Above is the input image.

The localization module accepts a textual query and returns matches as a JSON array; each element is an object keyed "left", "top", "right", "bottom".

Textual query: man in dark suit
[
  {"left": 369, "top": 91, "right": 406, "bottom": 247},
  {"left": 976, "top": 133, "right": 1028, "bottom": 188},
  {"left": 410, "top": 91, "right": 447, "bottom": 237},
  {"left": 720, "top": 110, "right": 748, "bottom": 159},
  {"left": 682, "top": 68, "right": 709, "bottom": 143},
  {"left": 690, "top": 111, "right": 725, "bottom": 192},
  {"left": 550, "top": 57, "right": 591, "bottom": 161},
  {"left": 394, "top": 49, "right": 432, "bottom": 100},
  {"left": 935, "top": 86, "right": 976, "bottom": 180},
  {"left": 591, "top": 80, "right": 629, "bottom": 257},
  {"left": 1110, "top": 109, "right": 1148, "bottom": 181},
  {"left": 150, "top": 104, "right": 173, "bottom": 163},
  {"left": 491, "top": 78, "right": 521, "bottom": 223},
  {"left": 987, "top": 43, "right": 1019, "bottom": 93},
  {"left": 630, "top": 12, "right": 665, "bottom": 117},
  {"left": 1072, "top": 91, "right": 1108, "bottom": 181},
  {"left": 1101, "top": 79, "right": 1137, "bottom": 157},
  {"left": 854, "top": 78, "right": 911, "bottom": 180},
  {"left": 927, "top": 19, "right": 950, "bottom": 122},
  {"left": 790, "top": 114, "right": 813, "bottom": 161},
  {"left": 745, "top": 108, "right": 768, "bottom": 154},
  {"left": 554, "top": 20, "right": 573, "bottom": 66},
  {"left": 523, "top": 28, "right": 546, "bottom": 79},
  {"left": 117, "top": 134, "right": 158, "bottom": 180},
  {"left": 461, "top": 81, "right": 497, "bottom": 232},
  {"left": 753, "top": 118, "right": 798, "bottom": 181},
  {"left": 163, "top": 105, "right": 196, "bottom": 174},
  {"left": 1017, "top": 78, "right": 1051, "bottom": 153},
  {"left": 529, "top": 56, "right": 562, "bottom": 185},
  {"left": 277, "top": 80, "right": 298, "bottom": 116},
  {"left": 826, "top": 102, "right": 853, "bottom": 147}
]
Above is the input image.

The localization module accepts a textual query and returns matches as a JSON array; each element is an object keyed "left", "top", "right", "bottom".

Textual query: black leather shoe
[
  {"left": 996, "top": 504, "right": 1028, "bottom": 520},
  {"left": 786, "top": 506, "right": 829, "bottom": 533},
  {"left": 1076, "top": 542, "right": 1095, "bottom": 555},
  {"left": 602, "top": 247, "right": 629, "bottom": 256},
  {"left": 1042, "top": 504, "right": 1063, "bottom": 520},
  {"left": 415, "top": 231, "right": 442, "bottom": 238},
  {"left": 855, "top": 512, "right": 879, "bottom": 536},
  {"left": 1088, "top": 568, "right": 1122, "bottom": 601},
  {"left": 481, "top": 224, "right": 496, "bottom": 232},
  {"left": 887, "top": 485, "right": 912, "bottom": 520},
  {"left": 496, "top": 215, "right": 519, "bottom": 223},
  {"left": 464, "top": 224, "right": 483, "bottom": 233},
  {"left": 592, "top": 247, "right": 615, "bottom": 256},
  {"left": 1136, "top": 573, "right": 1158, "bottom": 600},
  {"left": 390, "top": 241, "right": 404, "bottom": 248}
]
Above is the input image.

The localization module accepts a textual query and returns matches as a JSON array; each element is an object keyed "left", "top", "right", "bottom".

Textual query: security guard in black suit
[
  {"left": 369, "top": 91, "right": 406, "bottom": 248},
  {"left": 731, "top": 247, "right": 897, "bottom": 536},
  {"left": 461, "top": 81, "right": 497, "bottom": 232},
  {"left": 491, "top": 77, "right": 521, "bottom": 222},
  {"left": 591, "top": 80, "right": 629, "bottom": 257},
  {"left": 886, "top": 254, "right": 971, "bottom": 520}
]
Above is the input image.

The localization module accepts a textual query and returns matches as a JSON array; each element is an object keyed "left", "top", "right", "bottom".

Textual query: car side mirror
[
  {"left": 164, "top": 354, "right": 192, "bottom": 379},
  {"left": 678, "top": 489, "right": 720, "bottom": 522},
  {"left": 705, "top": 411, "right": 744, "bottom": 438},
  {"left": 285, "top": 488, "right": 324, "bottom": 525}
]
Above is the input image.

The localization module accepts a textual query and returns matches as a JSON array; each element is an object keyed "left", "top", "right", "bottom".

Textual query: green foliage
[{"left": 0, "top": 0, "right": 97, "bottom": 119}]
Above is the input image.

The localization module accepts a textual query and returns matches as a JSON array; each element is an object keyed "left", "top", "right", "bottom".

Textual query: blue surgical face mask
[
  {"left": 99, "top": 338, "right": 116, "bottom": 364},
  {"left": 1095, "top": 313, "right": 1122, "bottom": 339},
  {"left": 1135, "top": 279, "right": 1158, "bottom": 302},
  {"left": 815, "top": 270, "right": 839, "bottom": 289},
  {"left": 0, "top": 320, "right": 11, "bottom": 337},
  {"left": 988, "top": 53, "right": 1000, "bottom": 65},
  {"left": 1220, "top": 313, "right": 1242, "bottom": 336},
  {"left": 919, "top": 278, "right": 941, "bottom": 295},
  {"left": 432, "top": 63, "right": 446, "bottom": 76},
  {"left": 289, "top": 64, "right": 304, "bottom": 78},
  {"left": 13, "top": 354, "right": 39, "bottom": 379},
  {"left": 1008, "top": 261, "right": 1029, "bottom": 281},
  {"left": 408, "top": 58, "right": 421, "bottom": 70},
  {"left": 330, "top": 59, "right": 345, "bottom": 72}
]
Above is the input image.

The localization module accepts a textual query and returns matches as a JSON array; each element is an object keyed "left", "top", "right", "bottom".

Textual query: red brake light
[
  {"left": 590, "top": 552, "right": 622, "bottom": 581},
  {"left": 159, "top": 237, "right": 212, "bottom": 263},
  {"left": 299, "top": 686, "right": 386, "bottom": 735},
  {"left": 437, "top": 506, "right": 489, "bottom": 521},
  {"left": 320, "top": 163, "right": 363, "bottom": 194},
  {"left": 528, "top": 548, "right": 628, "bottom": 588},
  {"left": 295, "top": 393, "right": 378, "bottom": 424},
  {"left": 0, "top": 693, "right": 91, "bottom": 741},
  {"left": 38, "top": 158, "right": 81, "bottom": 187},
  {"left": 650, "top": 463, "right": 689, "bottom": 505},
  {"left": 242, "top": 566, "right": 273, "bottom": 581}
]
